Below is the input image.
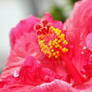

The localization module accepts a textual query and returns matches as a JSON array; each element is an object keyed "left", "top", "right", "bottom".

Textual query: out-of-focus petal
[
  {"left": 0, "top": 84, "right": 33, "bottom": 92},
  {"left": 31, "top": 79, "right": 78, "bottom": 92},
  {"left": 18, "top": 56, "right": 60, "bottom": 85},
  {"left": 64, "top": 0, "right": 92, "bottom": 71},
  {"left": 10, "top": 15, "right": 40, "bottom": 49}
]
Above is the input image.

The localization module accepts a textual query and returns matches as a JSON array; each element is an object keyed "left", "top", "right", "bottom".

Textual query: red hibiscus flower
[{"left": 0, "top": 0, "right": 92, "bottom": 92}]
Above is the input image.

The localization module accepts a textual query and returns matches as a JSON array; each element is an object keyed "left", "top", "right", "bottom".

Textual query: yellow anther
[
  {"left": 40, "top": 44, "right": 44, "bottom": 48},
  {"left": 48, "top": 54, "right": 52, "bottom": 58},
  {"left": 52, "top": 42, "right": 56, "bottom": 46},
  {"left": 66, "top": 48, "right": 68, "bottom": 52},
  {"left": 44, "top": 50, "right": 47, "bottom": 54},
  {"left": 49, "top": 26, "right": 54, "bottom": 30},
  {"left": 50, "top": 46, "right": 53, "bottom": 48},
  {"left": 51, "top": 49, "right": 54, "bottom": 52},
  {"left": 58, "top": 29, "right": 61, "bottom": 33},
  {"left": 56, "top": 51, "right": 59, "bottom": 54},
  {"left": 58, "top": 40, "right": 61, "bottom": 43},
  {"left": 55, "top": 45, "right": 58, "bottom": 48},
  {"left": 38, "top": 35, "right": 41, "bottom": 39},
  {"left": 62, "top": 48, "right": 68, "bottom": 53},
  {"left": 55, "top": 55, "right": 58, "bottom": 59},
  {"left": 59, "top": 34, "right": 65, "bottom": 41},
  {"left": 55, "top": 29, "right": 61, "bottom": 36},
  {"left": 53, "top": 40, "right": 56, "bottom": 43},
  {"left": 55, "top": 42, "right": 58, "bottom": 45},
  {"left": 49, "top": 42, "right": 52, "bottom": 46},
  {"left": 52, "top": 39, "right": 58, "bottom": 45},
  {"left": 55, "top": 38, "right": 58, "bottom": 41},
  {"left": 59, "top": 46, "right": 62, "bottom": 49},
  {"left": 56, "top": 33, "right": 60, "bottom": 36},
  {"left": 41, "top": 48, "right": 44, "bottom": 51},
  {"left": 47, "top": 51, "right": 51, "bottom": 54},
  {"left": 38, "top": 35, "right": 44, "bottom": 40},
  {"left": 61, "top": 33, "right": 65, "bottom": 37},
  {"left": 48, "top": 40, "right": 52, "bottom": 45},
  {"left": 55, "top": 44, "right": 60, "bottom": 48},
  {"left": 53, "top": 52, "right": 56, "bottom": 56},
  {"left": 39, "top": 40, "right": 43, "bottom": 44},
  {"left": 63, "top": 40, "right": 68, "bottom": 45},
  {"left": 50, "top": 26, "right": 55, "bottom": 32},
  {"left": 57, "top": 44, "right": 60, "bottom": 47}
]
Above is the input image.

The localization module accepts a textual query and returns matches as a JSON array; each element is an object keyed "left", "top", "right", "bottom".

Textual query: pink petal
[
  {"left": 64, "top": 0, "right": 92, "bottom": 72},
  {"left": 0, "top": 84, "right": 33, "bottom": 92},
  {"left": 82, "top": 63, "right": 92, "bottom": 78},
  {"left": 0, "top": 51, "right": 24, "bottom": 79},
  {"left": 18, "top": 56, "right": 62, "bottom": 85},
  {"left": 0, "top": 80, "right": 77, "bottom": 92},
  {"left": 10, "top": 15, "right": 40, "bottom": 49},
  {"left": 0, "top": 15, "right": 41, "bottom": 79},
  {"left": 13, "top": 32, "right": 40, "bottom": 58},
  {"left": 31, "top": 80, "right": 77, "bottom": 92}
]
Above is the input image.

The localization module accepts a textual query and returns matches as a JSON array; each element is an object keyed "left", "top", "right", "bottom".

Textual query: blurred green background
[{"left": 46, "top": 0, "right": 77, "bottom": 22}]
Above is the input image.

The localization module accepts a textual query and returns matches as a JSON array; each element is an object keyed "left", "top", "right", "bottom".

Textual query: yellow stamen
[
  {"left": 37, "top": 25, "right": 69, "bottom": 59},
  {"left": 62, "top": 40, "right": 68, "bottom": 45},
  {"left": 55, "top": 55, "right": 58, "bottom": 59},
  {"left": 62, "top": 48, "right": 68, "bottom": 53}
]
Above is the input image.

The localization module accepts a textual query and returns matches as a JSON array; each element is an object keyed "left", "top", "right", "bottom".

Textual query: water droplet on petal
[
  {"left": 82, "top": 74, "right": 87, "bottom": 79},
  {"left": 83, "top": 46, "right": 87, "bottom": 50},
  {"left": 31, "top": 52, "right": 37, "bottom": 57},
  {"left": 89, "top": 54, "right": 92, "bottom": 62},
  {"left": 13, "top": 71, "right": 19, "bottom": 78},
  {"left": 81, "top": 51, "right": 84, "bottom": 54},
  {"left": 70, "top": 78, "right": 74, "bottom": 85},
  {"left": 81, "top": 69, "right": 86, "bottom": 74},
  {"left": 86, "top": 33, "right": 92, "bottom": 51},
  {"left": 44, "top": 75, "right": 49, "bottom": 82}
]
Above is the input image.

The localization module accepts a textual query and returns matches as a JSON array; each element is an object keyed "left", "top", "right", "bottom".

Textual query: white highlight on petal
[
  {"left": 83, "top": 46, "right": 87, "bottom": 50},
  {"left": 13, "top": 70, "right": 19, "bottom": 78},
  {"left": 81, "top": 51, "right": 84, "bottom": 54},
  {"left": 31, "top": 52, "right": 37, "bottom": 57},
  {"left": 86, "top": 33, "right": 92, "bottom": 51},
  {"left": 89, "top": 54, "right": 92, "bottom": 62}
]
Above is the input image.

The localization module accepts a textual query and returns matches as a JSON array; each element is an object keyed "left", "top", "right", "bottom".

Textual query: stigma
[{"left": 34, "top": 19, "right": 69, "bottom": 59}]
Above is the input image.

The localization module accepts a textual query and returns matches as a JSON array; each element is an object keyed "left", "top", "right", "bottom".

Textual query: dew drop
[
  {"left": 31, "top": 52, "right": 37, "bottom": 57},
  {"left": 81, "top": 51, "right": 84, "bottom": 54},
  {"left": 83, "top": 46, "right": 87, "bottom": 50},
  {"left": 44, "top": 75, "right": 49, "bottom": 81},
  {"left": 13, "top": 71, "right": 19, "bottom": 78},
  {"left": 86, "top": 33, "right": 92, "bottom": 51},
  {"left": 89, "top": 54, "right": 92, "bottom": 62}
]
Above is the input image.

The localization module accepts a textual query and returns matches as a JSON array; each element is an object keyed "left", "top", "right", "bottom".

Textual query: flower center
[{"left": 35, "top": 19, "right": 69, "bottom": 59}]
